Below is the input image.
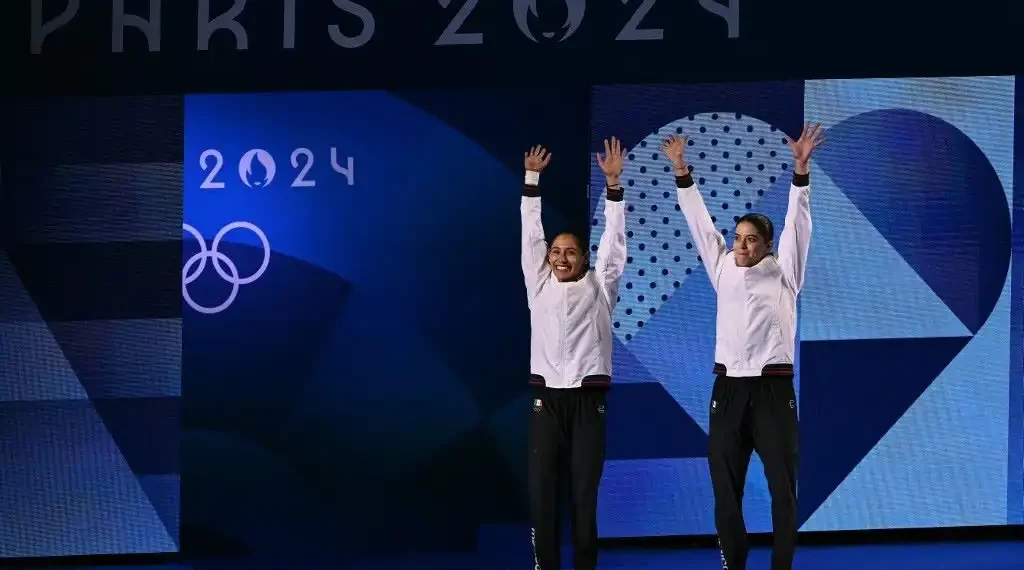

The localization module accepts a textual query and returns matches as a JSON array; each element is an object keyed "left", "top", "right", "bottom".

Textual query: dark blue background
[
  {"left": 2, "top": 76, "right": 1020, "bottom": 561},
  {"left": 1011, "top": 78, "right": 1024, "bottom": 525},
  {"left": 1, "top": 96, "right": 184, "bottom": 558},
  {"left": 181, "top": 88, "right": 589, "bottom": 555}
]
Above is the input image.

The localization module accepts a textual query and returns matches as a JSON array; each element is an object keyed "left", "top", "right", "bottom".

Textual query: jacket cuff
[
  {"left": 792, "top": 172, "right": 809, "bottom": 187},
  {"left": 606, "top": 186, "right": 624, "bottom": 202},
  {"left": 675, "top": 173, "right": 695, "bottom": 188}
]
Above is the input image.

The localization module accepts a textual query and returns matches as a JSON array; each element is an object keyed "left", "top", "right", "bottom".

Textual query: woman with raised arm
[
  {"left": 661, "top": 123, "right": 824, "bottom": 570},
  {"left": 521, "top": 140, "right": 627, "bottom": 570}
]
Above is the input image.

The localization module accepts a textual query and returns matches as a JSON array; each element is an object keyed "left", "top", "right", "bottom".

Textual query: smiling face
[
  {"left": 548, "top": 233, "right": 587, "bottom": 281},
  {"left": 732, "top": 219, "right": 773, "bottom": 267}
]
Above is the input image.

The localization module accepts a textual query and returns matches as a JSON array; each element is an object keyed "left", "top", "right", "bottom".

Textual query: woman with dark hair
[
  {"left": 520, "top": 139, "right": 627, "bottom": 570},
  {"left": 661, "top": 123, "right": 825, "bottom": 570}
]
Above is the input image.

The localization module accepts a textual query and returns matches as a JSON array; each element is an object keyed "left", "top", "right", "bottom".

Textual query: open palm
[
  {"left": 787, "top": 122, "right": 825, "bottom": 164},
  {"left": 525, "top": 145, "right": 552, "bottom": 172},
  {"left": 596, "top": 137, "right": 626, "bottom": 178},
  {"left": 660, "top": 134, "right": 688, "bottom": 168}
]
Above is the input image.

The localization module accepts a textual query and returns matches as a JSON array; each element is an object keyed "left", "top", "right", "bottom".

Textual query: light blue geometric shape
[
  {"left": 138, "top": 474, "right": 181, "bottom": 545},
  {"left": 599, "top": 456, "right": 773, "bottom": 538},
  {"left": 0, "top": 251, "right": 44, "bottom": 323},
  {"left": 623, "top": 157, "right": 798, "bottom": 433},
  {"left": 625, "top": 263, "right": 718, "bottom": 433},
  {"left": 804, "top": 76, "right": 1015, "bottom": 209},
  {"left": 741, "top": 453, "right": 776, "bottom": 534},
  {"left": 609, "top": 336, "right": 657, "bottom": 385},
  {"left": 48, "top": 319, "right": 182, "bottom": 398},
  {"left": 801, "top": 282, "right": 1011, "bottom": 531},
  {"left": 592, "top": 113, "right": 792, "bottom": 343},
  {"left": 0, "top": 323, "right": 88, "bottom": 402},
  {"left": 799, "top": 165, "right": 972, "bottom": 341},
  {"left": 0, "top": 401, "right": 176, "bottom": 556}
]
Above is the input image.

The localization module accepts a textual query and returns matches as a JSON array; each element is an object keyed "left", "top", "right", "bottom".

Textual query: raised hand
[
  {"left": 525, "top": 145, "right": 552, "bottom": 172},
  {"left": 660, "top": 134, "right": 688, "bottom": 173},
  {"left": 596, "top": 136, "right": 626, "bottom": 185},
  {"left": 786, "top": 122, "right": 825, "bottom": 174}
]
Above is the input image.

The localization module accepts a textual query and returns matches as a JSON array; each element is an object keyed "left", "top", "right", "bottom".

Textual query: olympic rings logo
[{"left": 182, "top": 222, "right": 271, "bottom": 314}]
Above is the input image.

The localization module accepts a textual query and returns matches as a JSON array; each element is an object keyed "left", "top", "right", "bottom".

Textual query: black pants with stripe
[
  {"left": 708, "top": 374, "right": 799, "bottom": 570},
  {"left": 528, "top": 386, "right": 607, "bottom": 570}
]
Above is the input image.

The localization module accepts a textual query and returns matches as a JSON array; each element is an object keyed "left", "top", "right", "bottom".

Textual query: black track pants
[
  {"left": 708, "top": 374, "right": 799, "bottom": 570},
  {"left": 528, "top": 386, "right": 607, "bottom": 570}
]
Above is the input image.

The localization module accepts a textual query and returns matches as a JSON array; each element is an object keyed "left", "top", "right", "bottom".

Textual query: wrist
[
  {"left": 605, "top": 175, "right": 621, "bottom": 187},
  {"left": 525, "top": 170, "right": 540, "bottom": 186},
  {"left": 673, "top": 163, "right": 689, "bottom": 176},
  {"left": 794, "top": 161, "right": 809, "bottom": 175},
  {"left": 605, "top": 181, "right": 624, "bottom": 202}
]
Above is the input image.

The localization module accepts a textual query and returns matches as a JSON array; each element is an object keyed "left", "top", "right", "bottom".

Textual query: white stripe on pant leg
[
  {"left": 718, "top": 536, "right": 729, "bottom": 570},
  {"left": 532, "top": 527, "right": 541, "bottom": 570}
]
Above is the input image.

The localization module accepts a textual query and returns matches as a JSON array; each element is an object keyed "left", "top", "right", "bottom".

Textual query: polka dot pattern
[{"left": 591, "top": 113, "right": 791, "bottom": 342}]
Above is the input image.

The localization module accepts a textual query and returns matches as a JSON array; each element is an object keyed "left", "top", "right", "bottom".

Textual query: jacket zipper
[{"left": 559, "top": 286, "right": 567, "bottom": 382}]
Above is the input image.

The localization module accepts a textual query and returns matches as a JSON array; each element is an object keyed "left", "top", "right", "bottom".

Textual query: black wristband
[
  {"left": 606, "top": 186, "right": 624, "bottom": 202},
  {"left": 792, "top": 172, "right": 809, "bottom": 187},
  {"left": 675, "top": 173, "right": 695, "bottom": 188},
  {"left": 523, "top": 184, "right": 541, "bottom": 197}
]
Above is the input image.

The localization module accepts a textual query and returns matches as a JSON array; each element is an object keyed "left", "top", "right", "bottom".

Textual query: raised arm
[
  {"left": 778, "top": 123, "right": 825, "bottom": 293},
  {"left": 594, "top": 137, "right": 628, "bottom": 306},
  {"left": 521, "top": 145, "right": 553, "bottom": 303},
  {"left": 661, "top": 134, "right": 727, "bottom": 289}
]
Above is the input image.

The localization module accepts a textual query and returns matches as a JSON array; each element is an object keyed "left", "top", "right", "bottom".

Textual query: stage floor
[
  {"left": 19, "top": 541, "right": 1024, "bottom": 570},
  {"left": 355, "top": 541, "right": 1024, "bottom": 569},
  {"left": 598, "top": 541, "right": 1023, "bottom": 569}
]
